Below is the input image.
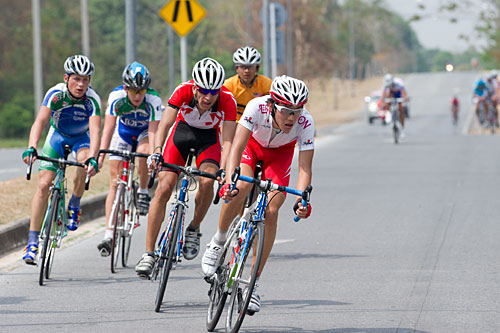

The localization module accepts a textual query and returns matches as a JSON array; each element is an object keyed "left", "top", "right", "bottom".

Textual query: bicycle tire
[
  {"left": 39, "top": 190, "right": 59, "bottom": 286},
  {"left": 122, "top": 181, "right": 139, "bottom": 267},
  {"left": 226, "top": 221, "right": 264, "bottom": 333},
  {"left": 45, "top": 205, "right": 63, "bottom": 280},
  {"left": 393, "top": 123, "right": 399, "bottom": 144},
  {"left": 155, "top": 204, "right": 184, "bottom": 312},
  {"left": 110, "top": 186, "right": 125, "bottom": 273},
  {"left": 206, "top": 239, "right": 232, "bottom": 331}
]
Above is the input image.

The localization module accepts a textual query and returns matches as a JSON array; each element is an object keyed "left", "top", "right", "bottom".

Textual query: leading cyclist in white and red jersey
[
  {"left": 135, "top": 58, "right": 237, "bottom": 278},
  {"left": 201, "top": 75, "right": 314, "bottom": 313}
]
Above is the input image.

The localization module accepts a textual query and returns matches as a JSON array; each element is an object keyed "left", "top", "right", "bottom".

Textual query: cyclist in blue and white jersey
[
  {"left": 473, "top": 78, "right": 490, "bottom": 125},
  {"left": 96, "top": 61, "right": 163, "bottom": 256},
  {"left": 381, "top": 73, "right": 408, "bottom": 138},
  {"left": 21, "top": 55, "right": 101, "bottom": 264}
]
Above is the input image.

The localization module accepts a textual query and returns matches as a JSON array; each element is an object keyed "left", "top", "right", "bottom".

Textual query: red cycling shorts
[{"left": 240, "top": 135, "right": 296, "bottom": 187}]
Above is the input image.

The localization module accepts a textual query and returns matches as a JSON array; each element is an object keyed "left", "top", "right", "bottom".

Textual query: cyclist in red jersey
[
  {"left": 451, "top": 95, "right": 459, "bottom": 125},
  {"left": 201, "top": 75, "right": 314, "bottom": 313},
  {"left": 135, "top": 58, "right": 237, "bottom": 278}
]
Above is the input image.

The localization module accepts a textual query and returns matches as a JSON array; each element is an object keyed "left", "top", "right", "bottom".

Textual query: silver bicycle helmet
[
  {"left": 233, "top": 46, "right": 262, "bottom": 66},
  {"left": 270, "top": 75, "right": 309, "bottom": 107},
  {"left": 192, "top": 58, "right": 225, "bottom": 90},
  {"left": 64, "top": 55, "right": 95, "bottom": 76},
  {"left": 122, "top": 61, "right": 151, "bottom": 89},
  {"left": 383, "top": 73, "right": 394, "bottom": 88}
]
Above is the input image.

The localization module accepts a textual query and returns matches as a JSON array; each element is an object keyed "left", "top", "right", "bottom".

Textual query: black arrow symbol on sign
[{"left": 172, "top": 0, "right": 193, "bottom": 22}]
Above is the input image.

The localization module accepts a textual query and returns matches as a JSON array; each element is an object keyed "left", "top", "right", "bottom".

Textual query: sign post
[{"left": 159, "top": 0, "right": 206, "bottom": 82}]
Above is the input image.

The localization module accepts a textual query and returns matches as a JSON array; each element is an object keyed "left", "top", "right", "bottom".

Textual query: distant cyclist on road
[
  {"left": 381, "top": 73, "right": 408, "bottom": 139},
  {"left": 224, "top": 46, "right": 272, "bottom": 122},
  {"left": 201, "top": 75, "right": 314, "bottom": 314},
  {"left": 451, "top": 95, "right": 459, "bottom": 125},
  {"left": 473, "top": 78, "right": 490, "bottom": 126},
  {"left": 21, "top": 55, "right": 101, "bottom": 264},
  {"left": 96, "top": 61, "right": 163, "bottom": 256},
  {"left": 134, "top": 58, "right": 237, "bottom": 278}
]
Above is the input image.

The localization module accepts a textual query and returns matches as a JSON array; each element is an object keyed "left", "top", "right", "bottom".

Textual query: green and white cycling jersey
[
  {"left": 42, "top": 82, "right": 101, "bottom": 137},
  {"left": 106, "top": 86, "right": 163, "bottom": 144}
]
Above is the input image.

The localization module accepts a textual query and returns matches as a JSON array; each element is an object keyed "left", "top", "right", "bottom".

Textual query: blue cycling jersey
[
  {"left": 42, "top": 83, "right": 101, "bottom": 137},
  {"left": 105, "top": 86, "right": 163, "bottom": 142}
]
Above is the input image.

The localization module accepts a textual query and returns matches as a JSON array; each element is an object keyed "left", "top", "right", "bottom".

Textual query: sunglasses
[
  {"left": 127, "top": 87, "right": 147, "bottom": 95},
  {"left": 196, "top": 86, "right": 220, "bottom": 96},
  {"left": 275, "top": 104, "right": 303, "bottom": 116}
]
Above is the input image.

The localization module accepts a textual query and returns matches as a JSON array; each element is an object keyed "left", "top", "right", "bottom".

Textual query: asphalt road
[
  {"left": 0, "top": 148, "right": 26, "bottom": 181},
  {"left": 2, "top": 71, "right": 500, "bottom": 332}
]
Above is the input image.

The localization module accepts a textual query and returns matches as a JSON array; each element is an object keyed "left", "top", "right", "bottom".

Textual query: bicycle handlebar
[
  {"left": 98, "top": 149, "right": 149, "bottom": 159},
  {"left": 229, "top": 166, "right": 313, "bottom": 222},
  {"left": 26, "top": 153, "right": 91, "bottom": 190}
]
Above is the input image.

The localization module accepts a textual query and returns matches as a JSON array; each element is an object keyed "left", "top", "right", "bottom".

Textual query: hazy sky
[{"left": 384, "top": 0, "right": 486, "bottom": 52}]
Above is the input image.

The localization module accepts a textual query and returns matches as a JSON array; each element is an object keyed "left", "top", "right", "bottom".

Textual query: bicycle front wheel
[
  {"left": 206, "top": 239, "right": 232, "bottom": 331},
  {"left": 39, "top": 190, "right": 60, "bottom": 286},
  {"left": 45, "top": 205, "right": 63, "bottom": 280},
  {"left": 122, "top": 182, "right": 139, "bottom": 267},
  {"left": 110, "top": 187, "right": 125, "bottom": 273},
  {"left": 226, "top": 221, "right": 264, "bottom": 333},
  {"left": 155, "top": 204, "right": 184, "bottom": 313}
]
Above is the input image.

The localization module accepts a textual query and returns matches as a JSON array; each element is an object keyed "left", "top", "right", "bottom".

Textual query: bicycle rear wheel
[
  {"left": 226, "top": 221, "right": 264, "bottom": 333},
  {"left": 155, "top": 204, "right": 184, "bottom": 312},
  {"left": 39, "top": 190, "right": 59, "bottom": 286},
  {"left": 110, "top": 187, "right": 125, "bottom": 273}
]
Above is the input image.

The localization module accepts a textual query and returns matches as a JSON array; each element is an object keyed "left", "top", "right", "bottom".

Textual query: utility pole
[
  {"left": 286, "top": 0, "right": 293, "bottom": 76},
  {"left": 32, "top": 0, "right": 42, "bottom": 116},
  {"left": 348, "top": 1, "right": 355, "bottom": 97},
  {"left": 168, "top": 27, "right": 175, "bottom": 93},
  {"left": 125, "top": 0, "right": 137, "bottom": 64},
  {"left": 81, "top": 0, "right": 90, "bottom": 57},
  {"left": 246, "top": 0, "right": 251, "bottom": 45},
  {"left": 262, "top": 0, "right": 270, "bottom": 77}
]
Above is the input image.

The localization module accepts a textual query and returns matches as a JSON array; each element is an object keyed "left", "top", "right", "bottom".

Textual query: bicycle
[
  {"left": 485, "top": 97, "right": 498, "bottom": 134},
  {"left": 385, "top": 97, "right": 404, "bottom": 144},
  {"left": 205, "top": 166, "right": 312, "bottom": 333},
  {"left": 148, "top": 148, "right": 217, "bottom": 313},
  {"left": 26, "top": 145, "right": 90, "bottom": 286},
  {"left": 98, "top": 139, "right": 149, "bottom": 273}
]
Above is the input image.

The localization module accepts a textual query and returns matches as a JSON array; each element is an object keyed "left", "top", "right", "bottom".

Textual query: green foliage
[{"left": 0, "top": 94, "right": 34, "bottom": 138}]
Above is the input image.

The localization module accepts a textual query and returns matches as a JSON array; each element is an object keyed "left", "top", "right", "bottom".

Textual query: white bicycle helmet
[
  {"left": 488, "top": 69, "right": 498, "bottom": 79},
  {"left": 233, "top": 46, "right": 262, "bottom": 66},
  {"left": 192, "top": 58, "right": 225, "bottom": 90},
  {"left": 64, "top": 55, "right": 95, "bottom": 76},
  {"left": 122, "top": 61, "right": 151, "bottom": 89},
  {"left": 383, "top": 73, "right": 394, "bottom": 88},
  {"left": 270, "top": 75, "right": 309, "bottom": 107}
]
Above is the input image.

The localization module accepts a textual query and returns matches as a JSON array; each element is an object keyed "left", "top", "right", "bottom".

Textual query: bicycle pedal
[
  {"left": 246, "top": 310, "right": 256, "bottom": 316},
  {"left": 137, "top": 273, "right": 151, "bottom": 280}
]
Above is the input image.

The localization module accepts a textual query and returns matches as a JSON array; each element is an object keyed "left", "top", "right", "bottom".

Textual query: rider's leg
[
  {"left": 136, "top": 139, "right": 150, "bottom": 191},
  {"left": 399, "top": 103, "right": 406, "bottom": 128},
  {"left": 29, "top": 169, "right": 57, "bottom": 232},
  {"left": 190, "top": 162, "right": 218, "bottom": 229},
  {"left": 254, "top": 191, "right": 286, "bottom": 276},
  {"left": 144, "top": 170, "right": 178, "bottom": 252}
]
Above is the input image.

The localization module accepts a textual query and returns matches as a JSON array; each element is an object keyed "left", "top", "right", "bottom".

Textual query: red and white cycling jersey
[
  {"left": 167, "top": 80, "right": 237, "bottom": 129},
  {"left": 239, "top": 95, "right": 315, "bottom": 151}
]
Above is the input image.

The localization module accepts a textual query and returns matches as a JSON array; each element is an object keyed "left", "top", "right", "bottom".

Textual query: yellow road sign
[{"left": 159, "top": 0, "right": 206, "bottom": 37}]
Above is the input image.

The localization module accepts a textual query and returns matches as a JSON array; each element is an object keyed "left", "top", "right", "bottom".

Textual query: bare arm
[
  {"left": 219, "top": 120, "right": 236, "bottom": 170},
  {"left": 97, "top": 114, "right": 117, "bottom": 167},
  {"left": 153, "top": 106, "right": 178, "bottom": 153},
  {"left": 294, "top": 149, "right": 314, "bottom": 218},
  {"left": 147, "top": 120, "right": 160, "bottom": 154},
  {"left": 28, "top": 106, "right": 51, "bottom": 149}
]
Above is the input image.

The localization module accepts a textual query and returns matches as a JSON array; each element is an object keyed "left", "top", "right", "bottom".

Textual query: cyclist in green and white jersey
[
  {"left": 21, "top": 55, "right": 101, "bottom": 264},
  {"left": 96, "top": 61, "right": 163, "bottom": 256}
]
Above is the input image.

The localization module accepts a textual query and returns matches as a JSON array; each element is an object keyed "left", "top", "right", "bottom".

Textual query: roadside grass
[{"left": 0, "top": 138, "right": 28, "bottom": 148}]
